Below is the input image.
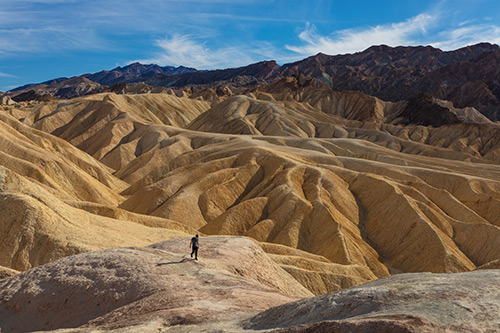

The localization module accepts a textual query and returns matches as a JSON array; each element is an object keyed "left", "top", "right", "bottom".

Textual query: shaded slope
[
  {"left": 187, "top": 88, "right": 500, "bottom": 163},
  {"left": 278, "top": 43, "right": 499, "bottom": 98},
  {"left": 411, "top": 49, "right": 500, "bottom": 120}
]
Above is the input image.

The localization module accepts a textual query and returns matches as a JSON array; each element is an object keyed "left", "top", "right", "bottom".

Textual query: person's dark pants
[{"left": 191, "top": 246, "right": 198, "bottom": 259}]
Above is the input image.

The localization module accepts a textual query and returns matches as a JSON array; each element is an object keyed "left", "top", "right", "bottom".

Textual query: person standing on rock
[{"left": 190, "top": 234, "right": 200, "bottom": 260}]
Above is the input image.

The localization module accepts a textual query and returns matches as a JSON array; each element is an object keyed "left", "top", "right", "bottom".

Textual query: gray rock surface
[
  {"left": 246, "top": 270, "right": 500, "bottom": 332},
  {"left": 1, "top": 235, "right": 499, "bottom": 332},
  {"left": 0, "top": 236, "right": 310, "bottom": 332}
]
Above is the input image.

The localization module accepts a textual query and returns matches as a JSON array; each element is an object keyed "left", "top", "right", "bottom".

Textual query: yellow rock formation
[{"left": 1, "top": 89, "right": 499, "bottom": 294}]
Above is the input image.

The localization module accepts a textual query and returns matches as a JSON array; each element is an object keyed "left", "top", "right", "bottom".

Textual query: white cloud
[
  {"left": 137, "top": 34, "right": 278, "bottom": 69},
  {"left": 0, "top": 72, "right": 17, "bottom": 78},
  {"left": 287, "top": 14, "right": 436, "bottom": 56},
  {"left": 287, "top": 13, "right": 500, "bottom": 57},
  {"left": 0, "top": 0, "right": 270, "bottom": 57},
  {"left": 138, "top": 12, "right": 500, "bottom": 70},
  {"left": 432, "top": 24, "right": 500, "bottom": 50}
]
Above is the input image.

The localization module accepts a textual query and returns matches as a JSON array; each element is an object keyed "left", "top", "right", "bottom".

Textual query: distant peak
[
  {"left": 252, "top": 60, "right": 279, "bottom": 66},
  {"left": 455, "top": 42, "right": 499, "bottom": 51},
  {"left": 365, "top": 44, "right": 392, "bottom": 52}
]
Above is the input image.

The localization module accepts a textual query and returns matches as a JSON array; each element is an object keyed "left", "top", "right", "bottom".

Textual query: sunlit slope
[
  {"left": 0, "top": 112, "right": 192, "bottom": 271},
  {"left": 188, "top": 88, "right": 500, "bottom": 163},
  {"left": 19, "top": 93, "right": 211, "bottom": 171},
  {"left": 118, "top": 132, "right": 500, "bottom": 279},
  {"left": 2, "top": 90, "right": 500, "bottom": 294}
]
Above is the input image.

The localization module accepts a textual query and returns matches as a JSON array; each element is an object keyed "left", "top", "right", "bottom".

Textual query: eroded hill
[{"left": 2, "top": 84, "right": 499, "bottom": 296}]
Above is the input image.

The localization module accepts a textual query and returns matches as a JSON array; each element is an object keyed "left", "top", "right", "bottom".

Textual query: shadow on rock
[{"left": 156, "top": 258, "right": 194, "bottom": 266}]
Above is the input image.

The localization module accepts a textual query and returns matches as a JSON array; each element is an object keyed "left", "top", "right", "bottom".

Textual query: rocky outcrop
[
  {"left": 2, "top": 235, "right": 497, "bottom": 332},
  {"left": 246, "top": 270, "right": 500, "bottom": 332},
  {"left": 11, "top": 89, "right": 51, "bottom": 102},
  {"left": 0, "top": 237, "right": 310, "bottom": 332},
  {"left": 395, "top": 94, "right": 463, "bottom": 127}
]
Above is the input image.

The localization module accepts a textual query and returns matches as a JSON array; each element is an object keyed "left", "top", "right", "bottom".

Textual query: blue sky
[{"left": 1, "top": 0, "right": 500, "bottom": 91}]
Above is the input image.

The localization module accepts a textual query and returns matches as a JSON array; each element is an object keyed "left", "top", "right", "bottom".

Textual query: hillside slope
[{"left": 3, "top": 89, "right": 500, "bottom": 294}]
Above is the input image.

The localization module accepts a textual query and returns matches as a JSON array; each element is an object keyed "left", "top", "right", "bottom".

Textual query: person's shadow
[{"left": 156, "top": 258, "right": 194, "bottom": 266}]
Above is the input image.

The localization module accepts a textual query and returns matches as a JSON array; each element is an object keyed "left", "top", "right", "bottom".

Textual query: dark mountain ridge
[
  {"left": 10, "top": 63, "right": 198, "bottom": 94},
  {"left": 83, "top": 62, "right": 198, "bottom": 86},
  {"left": 145, "top": 60, "right": 280, "bottom": 87},
  {"left": 5, "top": 42, "right": 500, "bottom": 120},
  {"left": 277, "top": 43, "right": 500, "bottom": 120}
]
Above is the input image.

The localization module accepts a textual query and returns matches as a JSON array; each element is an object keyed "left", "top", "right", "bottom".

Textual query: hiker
[{"left": 190, "top": 234, "right": 199, "bottom": 260}]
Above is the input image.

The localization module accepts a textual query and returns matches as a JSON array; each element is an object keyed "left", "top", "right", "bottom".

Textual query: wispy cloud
[
  {"left": 0, "top": 26, "right": 106, "bottom": 54},
  {"left": 287, "top": 12, "right": 500, "bottom": 57},
  {"left": 432, "top": 24, "right": 500, "bottom": 50},
  {"left": 138, "top": 10, "right": 500, "bottom": 70},
  {"left": 0, "top": 72, "right": 17, "bottom": 78},
  {"left": 286, "top": 14, "right": 436, "bottom": 56},
  {"left": 0, "top": 0, "right": 266, "bottom": 57},
  {"left": 137, "top": 34, "right": 279, "bottom": 69}
]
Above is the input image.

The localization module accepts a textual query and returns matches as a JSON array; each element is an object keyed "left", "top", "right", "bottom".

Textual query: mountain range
[{"left": 6, "top": 42, "right": 500, "bottom": 121}]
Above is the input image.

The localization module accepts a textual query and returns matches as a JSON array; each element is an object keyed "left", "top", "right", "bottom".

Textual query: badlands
[{"left": 1, "top": 73, "right": 500, "bottom": 331}]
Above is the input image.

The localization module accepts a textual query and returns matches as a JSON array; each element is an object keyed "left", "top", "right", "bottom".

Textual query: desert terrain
[{"left": 1, "top": 44, "right": 500, "bottom": 331}]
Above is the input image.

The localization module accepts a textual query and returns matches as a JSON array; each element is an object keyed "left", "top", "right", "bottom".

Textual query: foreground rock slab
[
  {"left": 246, "top": 270, "right": 500, "bottom": 332},
  {"left": 0, "top": 236, "right": 311, "bottom": 332}
]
